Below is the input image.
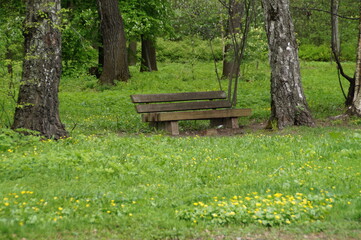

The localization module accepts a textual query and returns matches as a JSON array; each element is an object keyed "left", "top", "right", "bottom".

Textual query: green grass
[{"left": 0, "top": 61, "right": 360, "bottom": 239}]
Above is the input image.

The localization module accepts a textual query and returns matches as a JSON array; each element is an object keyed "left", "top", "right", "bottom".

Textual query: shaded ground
[{"left": 178, "top": 115, "right": 361, "bottom": 137}]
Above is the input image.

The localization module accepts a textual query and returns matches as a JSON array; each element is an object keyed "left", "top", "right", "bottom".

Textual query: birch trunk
[
  {"left": 12, "top": 0, "right": 68, "bottom": 139},
  {"left": 262, "top": 0, "right": 315, "bottom": 129}
]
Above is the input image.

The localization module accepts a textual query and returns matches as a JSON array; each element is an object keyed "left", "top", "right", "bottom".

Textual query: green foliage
[
  {"left": 0, "top": 61, "right": 21, "bottom": 129},
  {"left": 298, "top": 43, "right": 357, "bottom": 62},
  {"left": 0, "top": 128, "right": 39, "bottom": 152},
  {"left": 243, "top": 27, "right": 268, "bottom": 63},
  {"left": 157, "top": 37, "right": 223, "bottom": 63},
  {"left": 171, "top": 0, "right": 224, "bottom": 39},
  {"left": 0, "top": 1, "right": 24, "bottom": 60},
  {"left": 298, "top": 44, "right": 331, "bottom": 62},
  {"left": 120, "top": 0, "right": 173, "bottom": 40},
  {"left": 61, "top": 8, "right": 99, "bottom": 73},
  {"left": 291, "top": 0, "right": 358, "bottom": 62},
  {"left": 177, "top": 192, "right": 335, "bottom": 226}
]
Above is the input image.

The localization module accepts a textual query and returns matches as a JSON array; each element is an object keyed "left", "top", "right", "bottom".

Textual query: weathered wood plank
[
  {"left": 131, "top": 91, "right": 227, "bottom": 103},
  {"left": 136, "top": 100, "right": 232, "bottom": 113},
  {"left": 142, "top": 109, "right": 252, "bottom": 122}
]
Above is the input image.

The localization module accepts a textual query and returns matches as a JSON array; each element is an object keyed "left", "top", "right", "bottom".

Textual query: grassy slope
[{"left": 0, "top": 61, "right": 360, "bottom": 239}]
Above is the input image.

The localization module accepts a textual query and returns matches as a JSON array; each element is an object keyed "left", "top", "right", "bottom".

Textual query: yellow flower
[{"left": 274, "top": 193, "right": 283, "bottom": 198}]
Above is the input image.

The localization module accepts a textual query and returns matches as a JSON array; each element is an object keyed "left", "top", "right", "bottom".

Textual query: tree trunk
[
  {"left": 222, "top": 0, "right": 244, "bottom": 79},
  {"left": 128, "top": 41, "right": 137, "bottom": 66},
  {"left": 5, "top": 48, "right": 13, "bottom": 75},
  {"left": 140, "top": 35, "right": 158, "bottom": 72},
  {"left": 98, "top": 0, "right": 130, "bottom": 84},
  {"left": 331, "top": 0, "right": 340, "bottom": 58},
  {"left": 262, "top": 0, "right": 315, "bottom": 129},
  {"left": 330, "top": 0, "right": 355, "bottom": 106},
  {"left": 12, "top": 0, "right": 68, "bottom": 139},
  {"left": 349, "top": 6, "right": 361, "bottom": 116}
]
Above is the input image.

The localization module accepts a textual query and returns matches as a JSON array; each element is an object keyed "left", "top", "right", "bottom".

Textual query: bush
[
  {"left": 298, "top": 44, "right": 331, "bottom": 62},
  {"left": 157, "top": 37, "right": 223, "bottom": 63}
]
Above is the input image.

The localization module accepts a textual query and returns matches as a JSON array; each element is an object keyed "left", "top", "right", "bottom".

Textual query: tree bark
[
  {"left": 331, "top": 0, "right": 340, "bottom": 58},
  {"left": 98, "top": 0, "right": 130, "bottom": 84},
  {"left": 349, "top": 6, "right": 361, "bottom": 116},
  {"left": 262, "top": 0, "right": 315, "bottom": 129},
  {"left": 140, "top": 35, "right": 158, "bottom": 72},
  {"left": 12, "top": 0, "right": 68, "bottom": 139},
  {"left": 128, "top": 41, "right": 137, "bottom": 66},
  {"left": 222, "top": 0, "right": 244, "bottom": 79}
]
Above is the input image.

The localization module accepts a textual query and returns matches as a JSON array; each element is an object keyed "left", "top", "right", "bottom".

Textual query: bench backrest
[{"left": 131, "top": 91, "right": 231, "bottom": 113}]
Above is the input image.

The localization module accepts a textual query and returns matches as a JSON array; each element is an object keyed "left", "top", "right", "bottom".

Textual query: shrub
[
  {"left": 157, "top": 37, "right": 223, "bottom": 63},
  {"left": 298, "top": 44, "right": 331, "bottom": 62}
]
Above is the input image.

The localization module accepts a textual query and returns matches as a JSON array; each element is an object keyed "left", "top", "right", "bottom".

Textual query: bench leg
[
  {"left": 164, "top": 121, "right": 179, "bottom": 136},
  {"left": 149, "top": 121, "right": 179, "bottom": 135},
  {"left": 210, "top": 118, "right": 239, "bottom": 129}
]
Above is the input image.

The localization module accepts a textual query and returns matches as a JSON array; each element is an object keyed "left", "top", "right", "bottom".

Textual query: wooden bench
[{"left": 131, "top": 91, "right": 251, "bottom": 135}]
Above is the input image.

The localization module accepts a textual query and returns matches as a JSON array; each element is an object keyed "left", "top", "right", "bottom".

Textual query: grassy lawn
[{"left": 0, "top": 61, "right": 360, "bottom": 239}]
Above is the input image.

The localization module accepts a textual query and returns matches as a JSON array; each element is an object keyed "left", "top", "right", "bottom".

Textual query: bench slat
[
  {"left": 131, "top": 91, "right": 227, "bottom": 103},
  {"left": 136, "top": 100, "right": 231, "bottom": 113},
  {"left": 142, "top": 109, "right": 252, "bottom": 122}
]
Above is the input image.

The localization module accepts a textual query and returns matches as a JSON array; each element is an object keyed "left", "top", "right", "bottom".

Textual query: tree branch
[
  {"left": 332, "top": 49, "right": 355, "bottom": 83},
  {"left": 292, "top": 6, "right": 359, "bottom": 20}
]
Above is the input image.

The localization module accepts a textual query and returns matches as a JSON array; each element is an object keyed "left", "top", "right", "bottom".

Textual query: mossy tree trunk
[
  {"left": 98, "top": 0, "right": 130, "bottom": 84},
  {"left": 262, "top": 0, "right": 315, "bottom": 129},
  {"left": 12, "top": 0, "right": 68, "bottom": 139}
]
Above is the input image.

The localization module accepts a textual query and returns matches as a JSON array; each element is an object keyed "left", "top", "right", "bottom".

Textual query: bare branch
[{"left": 292, "top": 6, "right": 359, "bottom": 20}]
